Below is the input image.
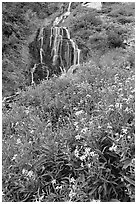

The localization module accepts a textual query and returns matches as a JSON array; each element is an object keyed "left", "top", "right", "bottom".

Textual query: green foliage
[
  {"left": 3, "top": 60, "right": 135, "bottom": 201},
  {"left": 2, "top": 2, "right": 135, "bottom": 202},
  {"left": 108, "top": 3, "right": 135, "bottom": 17},
  {"left": 2, "top": 2, "right": 64, "bottom": 97},
  {"left": 107, "top": 30, "right": 123, "bottom": 48},
  {"left": 117, "top": 16, "right": 134, "bottom": 24}
]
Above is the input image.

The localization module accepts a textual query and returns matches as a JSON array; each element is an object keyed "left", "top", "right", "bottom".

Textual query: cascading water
[{"left": 29, "top": 2, "right": 81, "bottom": 84}]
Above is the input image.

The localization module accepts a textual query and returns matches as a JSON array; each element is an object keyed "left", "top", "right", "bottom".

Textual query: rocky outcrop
[{"left": 29, "top": 3, "right": 81, "bottom": 84}]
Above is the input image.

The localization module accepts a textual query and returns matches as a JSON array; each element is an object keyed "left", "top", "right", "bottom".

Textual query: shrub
[
  {"left": 107, "top": 30, "right": 123, "bottom": 48},
  {"left": 117, "top": 16, "right": 134, "bottom": 24},
  {"left": 89, "top": 32, "right": 108, "bottom": 50}
]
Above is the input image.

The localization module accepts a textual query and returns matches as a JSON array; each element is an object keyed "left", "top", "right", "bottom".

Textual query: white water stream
[{"left": 31, "top": 2, "right": 81, "bottom": 84}]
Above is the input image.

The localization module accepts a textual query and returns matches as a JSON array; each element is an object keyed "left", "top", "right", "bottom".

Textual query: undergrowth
[{"left": 2, "top": 61, "right": 135, "bottom": 202}]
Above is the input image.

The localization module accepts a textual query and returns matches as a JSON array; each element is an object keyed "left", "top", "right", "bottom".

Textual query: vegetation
[
  {"left": 2, "top": 2, "right": 135, "bottom": 202},
  {"left": 2, "top": 2, "right": 67, "bottom": 96}
]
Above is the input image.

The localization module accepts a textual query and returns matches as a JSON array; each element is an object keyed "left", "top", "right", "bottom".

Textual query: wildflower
[
  {"left": 127, "top": 135, "right": 131, "bottom": 139},
  {"left": 120, "top": 134, "right": 124, "bottom": 138},
  {"left": 22, "top": 169, "right": 28, "bottom": 175},
  {"left": 46, "top": 121, "right": 52, "bottom": 128},
  {"left": 107, "top": 123, "right": 112, "bottom": 129},
  {"left": 109, "top": 143, "right": 117, "bottom": 152},
  {"left": 79, "top": 155, "right": 86, "bottom": 161},
  {"left": 85, "top": 147, "right": 91, "bottom": 155},
  {"left": 90, "top": 151, "right": 95, "bottom": 157},
  {"left": 75, "top": 134, "right": 81, "bottom": 140},
  {"left": 115, "top": 102, "right": 122, "bottom": 109},
  {"left": 121, "top": 178, "right": 124, "bottom": 182},
  {"left": 74, "top": 148, "right": 79, "bottom": 158},
  {"left": 125, "top": 107, "right": 129, "bottom": 112},
  {"left": 27, "top": 170, "right": 34, "bottom": 178},
  {"left": 122, "top": 127, "right": 128, "bottom": 134},
  {"left": 16, "top": 138, "right": 21, "bottom": 144},
  {"left": 74, "top": 122, "right": 78, "bottom": 126},
  {"left": 80, "top": 117, "right": 86, "bottom": 122},
  {"left": 74, "top": 122, "right": 79, "bottom": 130},
  {"left": 87, "top": 163, "right": 91, "bottom": 168},
  {"left": 86, "top": 94, "right": 91, "bottom": 98},
  {"left": 12, "top": 154, "right": 18, "bottom": 161},
  {"left": 131, "top": 158, "right": 135, "bottom": 165},
  {"left": 69, "top": 190, "right": 76, "bottom": 199},
  {"left": 25, "top": 110, "right": 29, "bottom": 114},
  {"left": 70, "top": 177, "right": 75, "bottom": 183},
  {"left": 75, "top": 110, "right": 84, "bottom": 116},
  {"left": 81, "top": 127, "right": 88, "bottom": 133},
  {"left": 51, "top": 179, "right": 56, "bottom": 185},
  {"left": 56, "top": 185, "right": 62, "bottom": 190},
  {"left": 30, "top": 130, "right": 34, "bottom": 134}
]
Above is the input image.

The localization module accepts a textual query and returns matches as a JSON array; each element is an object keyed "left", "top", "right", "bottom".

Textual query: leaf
[
  {"left": 89, "top": 186, "right": 98, "bottom": 196},
  {"left": 123, "top": 159, "right": 132, "bottom": 169},
  {"left": 103, "top": 182, "right": 107, "bottom": 196},
  {"left": 123, "top": 176, "right": 135, "bottom": 186}
]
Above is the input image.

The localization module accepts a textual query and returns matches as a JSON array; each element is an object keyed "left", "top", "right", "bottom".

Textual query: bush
[
  {"left": 107, "top": 30, "right": 124, "bottom": 48},
  {"left": 108, "top": 3, "right": 135, "bottom": 17},
  {"left": 117, "top": 16, "right": 134, "bottom": 24},
  {"left": 89, "top": 32, "right": 108, "bottom": 50}
]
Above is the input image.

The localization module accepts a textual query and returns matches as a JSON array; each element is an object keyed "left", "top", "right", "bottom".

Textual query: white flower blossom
[
  {"left": 12, "top": 154, "right": 18, "bottom": 161},
  {"left": 74, "top": 122, "right": 79, "bottom": 126},
  {"left": 56, "top": 185, "right": 62, "bottom": 190},
  {"left": 70, "top": 177, "right": 75, "bottom": 183},
  {"left": 81, "top": 127, "right": 88, "bottom": 133},
  {"left": 127, "top": 135, "right": 131, "bottom": 139},
  {"left": 122, "top": 127, "right": 128, "bottom": 134},
  {"left": 22, "top": 169, "right": 28, "bottom": 175},
  {"left": 16, "top": 139, "right": 21, "bottom": 144},
  {"left": 115, "top": 102, "right": 122, "bottom": 109},
  {"left": 109, "top": 143, "right": 117, "bottom": 152},
  {"left": 27, "top": 170, "right": 34, "bottom": 178},
  {"left": 75, "top": 110, "right": 84, "bottom": 116},
  {"left": 79, "top": 155, "right": 86, "bottom": 161},
  {"left": 69, "top": 190, "right": 76, "bottom": 199},
  {"left": 25, "top": 110, "right": 29, "bottom": 114},
  {"left": 85, "top": 147, "right": 91, "bottom": 155},
  {"left": 51, "top": 179, "right": 56, "bottom": 185},
  {"left": 107, "top": 123, "right": 112, "bottom": 129},
  {"left": 90, "top": 151, "right": 95, "bottom": 156},
  {"left": 22, "top": 169, "right": 35, "bottom": 179},
  {"left": 87, "top": 163, "right": 91, "bottom": 168},
  {"left": 74, "top": 148, "right": 79, "bottom": 158},
  {"left": 86, "top": 94, "right": 91, "bottom": 98},
  {"left": 75, "top": 134, "right": 81, "bottom": 140}
]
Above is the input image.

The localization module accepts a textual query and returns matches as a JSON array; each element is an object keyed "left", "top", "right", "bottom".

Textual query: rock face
[
  {"left": 29, "top": 17, "right": 80, "bottom": 84},
  {"left": 82, "top": 2, "right": 102, "bottom": 10}
]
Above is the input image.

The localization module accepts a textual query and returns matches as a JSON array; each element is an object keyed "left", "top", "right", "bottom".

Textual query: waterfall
[
  {"left": 68, "top": 2, "right": 72, "bottom": 13},
  {"left": 30, "top": 2, "right": 81, "bottom": 84},
  {"left": 31, "top": 64, "right": 37, "bottom": 84}
]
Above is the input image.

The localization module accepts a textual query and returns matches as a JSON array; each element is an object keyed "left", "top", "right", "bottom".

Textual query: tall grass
[{"left": 3, "top": 60, "right": 135, "bottom": 202}]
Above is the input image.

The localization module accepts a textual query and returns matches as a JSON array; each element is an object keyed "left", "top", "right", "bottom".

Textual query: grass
[
  {"left": 2, "top": 60, "right": 135, "bottom": 202},
  {"left": 2, "top": 2, "right": 135, "bottom": 202}
]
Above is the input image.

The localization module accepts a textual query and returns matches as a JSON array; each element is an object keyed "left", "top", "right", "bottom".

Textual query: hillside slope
[{"left": 2, "top": 2, "right": 135, "bottom": 202}]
